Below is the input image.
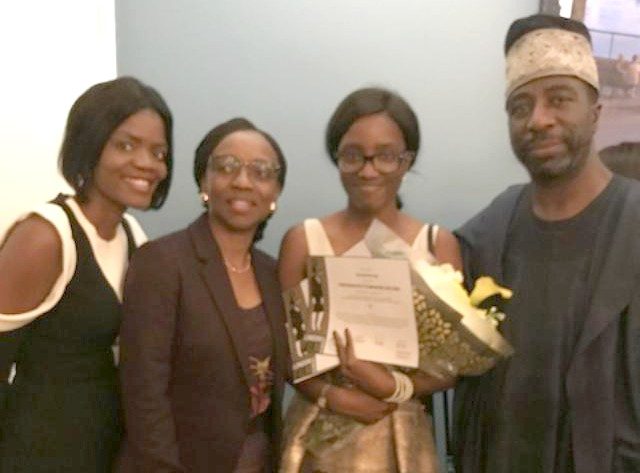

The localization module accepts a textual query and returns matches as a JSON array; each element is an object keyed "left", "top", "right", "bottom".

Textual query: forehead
[
  {"left": 213, "top": 130, "right": 278, "bottom": 162},
  {"left": 113, "top": 108, "right": 165, "bottom": 137},
  {"left": 339, "top": 112, "right": 405, "bottom": 147},
  {"left": 507, "top": 75, "right": 587, "bottom": 101}
]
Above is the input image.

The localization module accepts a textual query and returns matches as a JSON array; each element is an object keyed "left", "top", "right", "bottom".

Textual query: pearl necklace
[{"left": 224, "top": 254, "right": 252, "bottom": 274}]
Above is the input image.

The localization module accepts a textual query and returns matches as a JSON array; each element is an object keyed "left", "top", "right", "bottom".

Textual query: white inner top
[
  {"left": 303, "top": 218, "right": 438, "bottom": 261},
  {"left": 0, "top": 196, "right": 147, "bottom": 331}
]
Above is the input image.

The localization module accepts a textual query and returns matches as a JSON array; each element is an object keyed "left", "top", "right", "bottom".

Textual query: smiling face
[
  {"left": 85, "top": 108, "right": 169, "bottom": 213},
  {"left": 337, "top": 112, "right": 411, "bottom": 214},
  {"left": 506, "top": 75, "right": 600, "bottom": 183},
  {"left": 200, "top": 130, "right": 282, "bottom": 235}
]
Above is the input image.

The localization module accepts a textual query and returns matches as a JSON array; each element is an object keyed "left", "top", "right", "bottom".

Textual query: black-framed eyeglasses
[
  {"left": 335, "top": 150, "right": 415, "bottom": 174},
  {"left": 208, "top": 154, "right": 281, "bottom": 183}
]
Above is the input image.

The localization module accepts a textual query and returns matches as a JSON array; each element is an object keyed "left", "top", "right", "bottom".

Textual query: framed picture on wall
[
  {"left": 539, "top": 0, "right": 640, "bottom": 164},
  {"left": 539, "top": 0, "right": 562, "bottom": 15}
]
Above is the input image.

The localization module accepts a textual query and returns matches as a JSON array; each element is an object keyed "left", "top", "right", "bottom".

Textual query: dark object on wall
[{"left": 600, "top": 142, "right": 640, "bottom": 180}]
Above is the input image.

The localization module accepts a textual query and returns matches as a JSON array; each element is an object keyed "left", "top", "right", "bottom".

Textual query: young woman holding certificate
[{"left": 279, "top": 87, "right": 462, "bottom": 473}]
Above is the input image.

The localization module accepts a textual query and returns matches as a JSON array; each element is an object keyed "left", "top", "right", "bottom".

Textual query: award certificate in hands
[{"left": 309, "top": 255, "right": 419, "bottom": 368}]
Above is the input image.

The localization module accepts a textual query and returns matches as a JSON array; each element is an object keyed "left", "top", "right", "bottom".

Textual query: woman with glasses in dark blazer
[{"left": 117, "top": 118, "right": 289, "bottom": 473}]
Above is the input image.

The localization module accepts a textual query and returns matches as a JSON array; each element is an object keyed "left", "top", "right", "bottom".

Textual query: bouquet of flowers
[
  {"left": 364, "top": 219, "right": 514, "bottom": 378},
  {"left": 411, "top": 261, "right": 513, "bottom": 377}
]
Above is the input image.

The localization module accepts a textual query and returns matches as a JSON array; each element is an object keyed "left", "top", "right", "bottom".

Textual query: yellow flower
[{"left": 469, "top": 276, "right": 513, "bottom": 307}]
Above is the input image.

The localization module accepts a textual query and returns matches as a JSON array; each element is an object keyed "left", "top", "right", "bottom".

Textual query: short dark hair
[
  {"left": 504, "top": 14, "right": 592, "bottom": 54},
  {"left": 600, "top": 141, "right": 640, "bottom": 180},
  {"left": 59, "top": 76, "right": 174, "bottom": 209},
  {"left": 325, "top": 87, "right": 420, "bottom": 167},
  {"left": 193, "top": 117, "right": 287, "bottom": 242}
]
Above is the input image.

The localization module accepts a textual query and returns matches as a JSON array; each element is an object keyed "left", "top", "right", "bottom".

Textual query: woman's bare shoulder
[
  {"left": 0, "top": 215, "right": 63, "bottom": 314},
  {"left": 1, "top": 214, "right": 62, "bottom": 267}
]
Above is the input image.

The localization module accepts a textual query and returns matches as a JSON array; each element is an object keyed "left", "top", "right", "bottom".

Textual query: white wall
[
  {"left": 115, "top": 0, "right": 536, "bottom": 256},
  {"left": 0, "top": 1, "right": 116, "bottom": 240}
]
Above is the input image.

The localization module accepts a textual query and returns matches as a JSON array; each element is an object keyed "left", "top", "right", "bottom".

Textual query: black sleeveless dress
[{"left": 0, "top": 196, "right": 135, "bottom": 472}]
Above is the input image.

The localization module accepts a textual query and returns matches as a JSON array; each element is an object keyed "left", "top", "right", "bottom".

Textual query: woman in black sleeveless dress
[{"left": 0, "top": 77, "right": 173, "bottom": 473}]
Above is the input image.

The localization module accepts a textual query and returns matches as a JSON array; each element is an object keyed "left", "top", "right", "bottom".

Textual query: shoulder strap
[
  {"left": 303, "top": 219, "right": 335, "bottom": 256},
  {"left": 49, "top": 194, "right": 78, "bottom": 228},
  {"left": 427, "top": 224, "right": 439, "bottom": 256},
  {"left": 49, "top": 194, "right": 85, "bottom": 263},
  {"left": 427, "top": 224, "right": 434, "bottom": 255}
]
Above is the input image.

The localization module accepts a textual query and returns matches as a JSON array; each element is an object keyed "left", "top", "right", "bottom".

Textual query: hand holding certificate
[
  {"left": 332, "top": 327, "right": 399, "bottom": 399},
  {"left": 283, "top": 255, "right": 418, "bottom": 383}
]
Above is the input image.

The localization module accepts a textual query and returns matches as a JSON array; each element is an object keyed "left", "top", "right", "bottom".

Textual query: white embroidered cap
[{"left": 505, "top": 27, "right": 599, "bottom": 97}]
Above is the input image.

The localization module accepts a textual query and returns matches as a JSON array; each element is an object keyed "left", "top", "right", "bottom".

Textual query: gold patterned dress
[{"left": 280, "top": 219, "right": 441, "bottom": 473}]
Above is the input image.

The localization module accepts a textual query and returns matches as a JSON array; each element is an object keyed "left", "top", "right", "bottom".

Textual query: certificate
[{"left": 309, "top": 255, "right": 418, "bottom": 368}]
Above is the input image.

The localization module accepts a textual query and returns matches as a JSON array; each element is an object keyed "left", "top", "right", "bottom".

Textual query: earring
[
  {"left": 269, "top": 201, "right": 277, "bottom": 212},
  {"left": 200, "top": 192, "right": 209, "bottom": 204},
  {"left": 76, "top": 174, "right": 85, "bottom": 190}
]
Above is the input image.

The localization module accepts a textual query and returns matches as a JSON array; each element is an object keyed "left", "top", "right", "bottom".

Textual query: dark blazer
[{"left": 117, "top": 214, "right": 289, "bottom": 473}]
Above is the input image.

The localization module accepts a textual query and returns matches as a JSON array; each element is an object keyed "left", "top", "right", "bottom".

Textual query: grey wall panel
[{"left": 116, "top": 0, "right": 535, "bottom": 254}]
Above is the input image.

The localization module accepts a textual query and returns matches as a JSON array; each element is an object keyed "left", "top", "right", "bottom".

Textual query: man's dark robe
[{"left": 453, "top": 176, "right": 640, "bottom": 473}]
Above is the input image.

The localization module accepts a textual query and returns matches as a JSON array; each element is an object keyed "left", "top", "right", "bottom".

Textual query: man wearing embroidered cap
[{"left": 453, "top": 14, "right": 640, "bottom": 473}]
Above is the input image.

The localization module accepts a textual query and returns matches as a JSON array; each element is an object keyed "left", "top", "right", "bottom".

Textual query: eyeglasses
[
  {"left": 335, "top": 150, "right": 415, "bottom": 174},
  {"left": 208, "top": 154, "right": 281, "bottom": 183}
]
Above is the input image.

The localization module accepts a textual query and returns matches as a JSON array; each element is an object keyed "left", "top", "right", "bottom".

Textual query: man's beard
[
  {"left": 512, "top": 131, "right": 589, "bottom": 184},
  {"left": 519, "top": 152, "right": 577, "bottom": 182}
]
